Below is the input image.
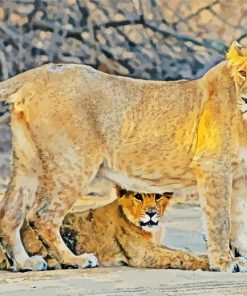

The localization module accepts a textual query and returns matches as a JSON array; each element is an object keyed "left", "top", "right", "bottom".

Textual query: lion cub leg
[
  {"left": 0, "top": 240, "right": 10, "bottom": 269},
  {"left": 192, "top": 160, "right": 247, "bottom": 272},
  {"left": 230, "top": 178, "right": 247, "bottom": 258},
  {"left": 27, "top": 148, "right": 103, "bottom": 269},
  {"left": 21, "top": 220, "right": 60, "bottom": 270},
  {"left": 117, "top": 232, "right": 209, "bottom": 270}
]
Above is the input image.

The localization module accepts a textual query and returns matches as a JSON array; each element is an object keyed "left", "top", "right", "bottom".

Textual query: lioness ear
[
  {"left": 115, "top": 185, "right": 127, "bottom": 198},
  {"left": 227, "top": 41, "right": 247, "bottom": 65},
  {"left": 233, "top": 41, "right": 245, "bottom": 56},
  {"left": 162, "top": 192, "right": 173, "bottom": 199}
]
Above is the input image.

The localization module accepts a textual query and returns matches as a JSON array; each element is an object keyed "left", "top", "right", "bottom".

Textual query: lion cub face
[
  {"left": 227, "top": 41, "right": 247, "bottom": 119},
  {"left": 116, "top": 185, "right": 173, "bottom": 232}
]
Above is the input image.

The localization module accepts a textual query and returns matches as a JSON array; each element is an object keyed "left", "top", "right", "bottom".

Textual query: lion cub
[
  {"left": 20, "top": 186, "right": 208, "bottom": 270},
  {"left": 0, "top": 186, "right": 208, "bottom": 270}
]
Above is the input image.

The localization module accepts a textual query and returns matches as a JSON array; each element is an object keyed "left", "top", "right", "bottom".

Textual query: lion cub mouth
[{"left": 140, "top": 220, "right": 159, "bottom": 228}]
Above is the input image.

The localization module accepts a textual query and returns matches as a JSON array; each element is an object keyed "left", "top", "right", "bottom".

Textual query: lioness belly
[
  {"left": 100, "top": 135, "right": 197, "bottom": 193},
  {"left": 99, "top": 168, "right": 196, "bottom": 194}
]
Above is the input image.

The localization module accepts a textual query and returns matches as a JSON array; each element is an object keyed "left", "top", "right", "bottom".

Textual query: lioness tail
[{"left": 0, "top": 75, "right": 24, "bottom": 103}]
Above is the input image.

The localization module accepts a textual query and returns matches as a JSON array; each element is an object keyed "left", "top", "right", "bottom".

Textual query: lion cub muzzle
[{"left": 140, "top": 207, "right": 158, "bottom": 229}]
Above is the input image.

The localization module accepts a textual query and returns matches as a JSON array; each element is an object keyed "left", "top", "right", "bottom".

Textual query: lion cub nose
[
  {"left": 146, "top": 208, "right": 157, "bottom": 218},
  {"left": 241, "top": 96, "right": 247, "bottom": 103}
]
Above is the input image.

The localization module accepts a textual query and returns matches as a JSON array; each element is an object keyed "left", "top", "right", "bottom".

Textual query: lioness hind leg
[
  {"left": 230, "top": 179, "right": 247, "bottom": 258},
  {"left": 0, "top": 112, "right": 47, "bottom": 271},
  {"left": 0, "top": 184, "right": 47, "bottom": 271},
  {"left": 26, "top": 144, "right": 103, "bottom": 269}
]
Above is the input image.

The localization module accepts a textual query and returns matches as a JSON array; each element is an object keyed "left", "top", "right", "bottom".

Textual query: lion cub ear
[
  {"left": 162, "top": 192, "right": 173, "bottom": 199},
  {"left": 227, "top": 41, "right": 247, "bottom": 65},
  {"left": 115, "top": 185, "right": 127, "bottom": 198}
]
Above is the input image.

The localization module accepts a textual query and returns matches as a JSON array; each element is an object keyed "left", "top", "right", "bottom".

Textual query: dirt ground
[
  {"left": 2, "top": 266, "right": 247, "bottom": 296},
  {"left": 1, "top": 123, "right": 247, "bottom": 295}
]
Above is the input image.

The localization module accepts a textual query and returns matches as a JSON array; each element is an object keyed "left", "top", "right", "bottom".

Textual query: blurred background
[
  {"left": 0, "top": 0, "right": 247, "bottom": 201},
  {"left": 0, "top": 0, "right": 247, "bottom": 81}
]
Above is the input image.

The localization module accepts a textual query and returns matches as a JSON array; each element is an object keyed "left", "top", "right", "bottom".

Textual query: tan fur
[
  {"left": 0, "top": 188, "right": 208, "bottom": 270},
  {"left": 1, "top": 43, "right": 247, "bottom": 271}
]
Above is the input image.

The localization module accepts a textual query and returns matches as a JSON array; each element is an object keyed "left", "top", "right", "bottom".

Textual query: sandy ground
[
  {"left": 2, "top": 266, "right": 247, "bottom": 296},
  {"left": 1, "top": 123, "right": 247, "bottom": 295}
]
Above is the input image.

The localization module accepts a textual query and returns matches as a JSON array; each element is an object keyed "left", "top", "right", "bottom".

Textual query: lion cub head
[
  {"left": 227, "top": 41, "right": 247, "bottom": 119},
  {"left": 116, "top": 185, "right": 173, "bottom": 232}
]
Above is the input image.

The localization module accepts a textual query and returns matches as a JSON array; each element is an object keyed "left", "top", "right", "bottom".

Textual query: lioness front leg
[
  {"left": 230, "top": 178, "right": 247, "bottom": 258},
  {"left": 192, "top": 160, "right": 247, "bottom": 272}
]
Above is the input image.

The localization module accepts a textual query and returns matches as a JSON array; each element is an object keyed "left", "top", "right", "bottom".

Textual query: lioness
[
  {"left": 12, "top": 186, "right": 208, "bottom": 270},
  {"left": 0, "top": 41, "right": 247, "bottom": 272}
]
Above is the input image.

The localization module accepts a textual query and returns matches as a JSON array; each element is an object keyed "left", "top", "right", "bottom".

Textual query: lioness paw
[
  {"left": 13, "top": 255, "right": 48, "bottom": 272},
  {"left": 83, "top": 253, "right": 99, "bottom": 268}
]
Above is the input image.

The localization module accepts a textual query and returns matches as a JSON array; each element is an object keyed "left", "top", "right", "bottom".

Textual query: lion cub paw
[
  {"left": 62, "top": 253, "right": 98, "bottom": 269},
  {"left": 13, "top": 255, "right": 48, "bottom": 271},
  {"left": 193, "top": 256, "right": 209, "bottom": 271},
  {"left": 211, "top": 257, "right": 247, "bottom": 273}
]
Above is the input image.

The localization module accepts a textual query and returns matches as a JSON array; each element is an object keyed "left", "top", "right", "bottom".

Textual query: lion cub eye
[
  {"left": 155, "top": 193, "right": 162, "bottom": 201},
  {"left": 134, "top": 193, "right": 143, "bottom": 201},
  {"left": 239, "top": 70, "right": 246, "bottom": 78}
]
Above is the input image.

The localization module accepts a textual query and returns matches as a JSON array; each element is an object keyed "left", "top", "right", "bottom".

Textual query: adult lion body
[{"left": 0, "top": 42, "right": 247, "bottom": 271}]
